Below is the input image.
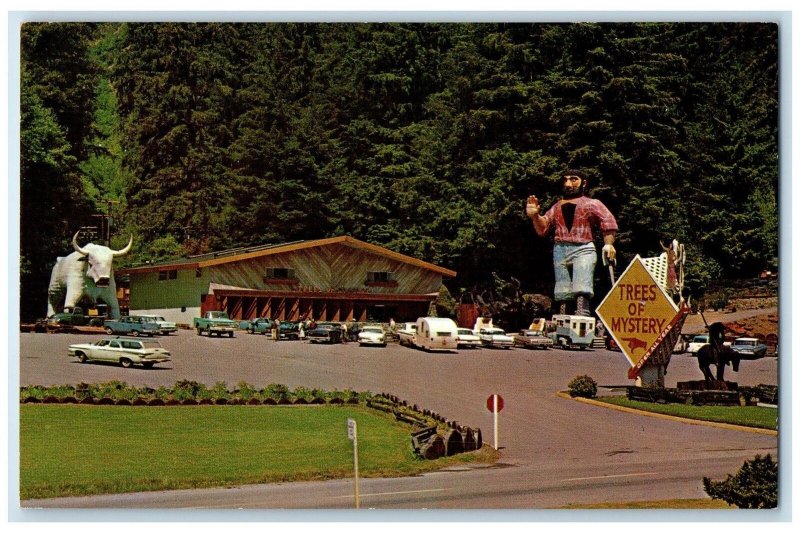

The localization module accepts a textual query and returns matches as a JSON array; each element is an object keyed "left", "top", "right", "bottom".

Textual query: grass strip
[
  {"left": 560, "top": 498, "right": 731, "bottom": 509},
  {"left": 20, "top": 405, "right": 497, "bottom": 500},
  {"left": 595, "top": 396, "right": 777, "bottom": 431}
]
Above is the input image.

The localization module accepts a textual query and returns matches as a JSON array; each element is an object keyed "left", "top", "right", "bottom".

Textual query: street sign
[
  {"left": 596, "top": 255, "right": 681, "bottom": 369},
  {"left": 346, "top": 418, "right": 360, "bottom": 508},
  {"left": 486, "top": 394, "right": 504, "bottom": 413}
]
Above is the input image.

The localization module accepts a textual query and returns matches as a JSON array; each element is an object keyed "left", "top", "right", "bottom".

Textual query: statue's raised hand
[{"left": 526, "top": 195, "right": 541, "bottom": 218}]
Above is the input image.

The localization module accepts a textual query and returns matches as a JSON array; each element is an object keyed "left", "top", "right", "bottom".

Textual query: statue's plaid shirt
[{"left": 542, "top": 196, "right": 618, "bottom": 244}]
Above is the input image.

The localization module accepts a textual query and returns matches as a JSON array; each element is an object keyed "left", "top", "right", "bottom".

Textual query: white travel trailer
[{"left": 415, "top": 317, "right": 459, "bottom": 352}]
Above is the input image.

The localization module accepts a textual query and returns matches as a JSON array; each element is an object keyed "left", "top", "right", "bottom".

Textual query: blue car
[
  {"left": 103, "top": 315, "right": 161, "bottom": 337},
  {"left": 245, "top": 317, "right": 274, "bottom": 334}
]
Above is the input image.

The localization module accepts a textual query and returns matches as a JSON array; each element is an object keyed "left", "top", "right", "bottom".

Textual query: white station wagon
[{"left": 68, "top": 337, "right": 172, "bottom": 368}]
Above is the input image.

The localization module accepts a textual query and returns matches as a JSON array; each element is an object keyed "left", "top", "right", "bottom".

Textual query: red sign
[{"left": 486, "top": 394, "right": 504, "bottom": 412}]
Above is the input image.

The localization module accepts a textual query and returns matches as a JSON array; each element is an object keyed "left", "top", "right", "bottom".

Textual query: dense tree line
[{"left": 20, "top": 22, "right": 778, "bottom": 320}]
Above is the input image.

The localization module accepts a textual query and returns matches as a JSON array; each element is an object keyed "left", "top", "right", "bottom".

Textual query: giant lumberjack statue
[{"left": 526, "top": 169, "right": 618, "bottom": 317}]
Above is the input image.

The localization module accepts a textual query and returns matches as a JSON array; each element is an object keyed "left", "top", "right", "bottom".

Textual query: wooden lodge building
[{"left": 117, "top": 236, "right": 457, "bottom": 326}]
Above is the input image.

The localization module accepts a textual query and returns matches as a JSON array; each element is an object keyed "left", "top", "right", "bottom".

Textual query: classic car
[
  {"left": 478, "top": 328, "right": 514, "bottom": 349},
  {"left": 605, "top": 334, "right": 621, "bottom": 351},
  {"left": 686, "top": 334, "right": 709, "bottom": 355},
  {"left": 514, "top": 329, "right": 554, "bottom": 349},
  {"left": 68, "top": 337, "right": 171, "bottom": 368},
  {"left": 456, "top": 328, "right": 482, "bottom": 348},
  {"left": 731, "top": 337, "right": 768, "bottom": 359},
  {"left": 305, "top": 322, "right": 341, "bottom": 343},
  {"left": 103, "top": 315, "right": 160, "bottom": 337},
  {"left": 278, "top": 321, "right": 301, "bottom": 340},
  {"left": 686, "top": 334, "right": 731, "bottom": 355},
  {"left": 139, "top": 314, "right": 177, "bottom": 335},
  {"left": 244, "top": 317, "right": 273, "bottom": 334},
  {"left": 358, "top": 326, "right": 387, "bottom": 347}
]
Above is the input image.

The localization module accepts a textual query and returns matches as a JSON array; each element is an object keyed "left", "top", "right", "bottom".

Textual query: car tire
[
  {"left": 105, "top": 326, "right": 113, "bottom": 334},
  {"left": 120, "top": 358, "right": 133, "bottom": 368},
  {"left": 142, "top": 362, "right": 155, "bottom": 369},
  {"left": 131, "top": 330, "right": 140, "bottom": 337},
  {"left": 197, "top": 327, "right": 203, "bottom": 336},
  {"left": 228, "top": 331, "right": 234, "bottom": 338},
  {"left": 78, "top": 353, "right": 87, "bottom": 363}
]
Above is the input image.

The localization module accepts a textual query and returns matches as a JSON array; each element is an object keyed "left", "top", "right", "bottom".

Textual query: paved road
[{"left": 17, "top": 330, "right": 779, "bottom": 509}]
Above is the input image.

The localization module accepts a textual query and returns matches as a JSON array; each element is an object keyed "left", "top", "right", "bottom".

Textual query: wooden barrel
[
  {"left": 463, "top": 427, "right": 476, "bottom": 452},
  {"left": 444, "top": 429, "right": 464, "bottom": 456},
  {"left": 421, "top": 435, "right": 445, "bottom": 460}
]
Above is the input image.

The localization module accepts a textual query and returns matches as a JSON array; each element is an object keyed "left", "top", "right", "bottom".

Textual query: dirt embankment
[{"left": 682, "top": 307, "right": 778, "bottom": 336}]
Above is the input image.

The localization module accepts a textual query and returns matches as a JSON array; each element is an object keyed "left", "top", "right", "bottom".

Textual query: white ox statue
[{"left": 46, "top": 232, "right": 133, "bottom": 319}]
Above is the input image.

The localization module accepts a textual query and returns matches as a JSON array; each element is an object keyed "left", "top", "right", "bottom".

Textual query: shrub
[
  {"left": 703, "top": 454, "right": 778, "bottom": 509},
  {"left": 568, "top": 375, "right": 597, "bottom": 398}
]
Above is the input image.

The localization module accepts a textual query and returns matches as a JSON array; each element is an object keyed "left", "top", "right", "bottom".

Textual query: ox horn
[
  {"left": 72, "top": 232, "right": 89, "bottom": 256},
  {"left": 112, "top": 235, "right": 133, "bottom": 257}
]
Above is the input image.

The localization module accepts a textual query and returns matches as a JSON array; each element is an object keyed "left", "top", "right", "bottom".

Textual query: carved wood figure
[{"left": 697, "top": 322, "right": 740, "bottom": 382}]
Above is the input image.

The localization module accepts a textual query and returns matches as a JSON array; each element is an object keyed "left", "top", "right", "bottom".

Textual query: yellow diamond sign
[{"left": 596, "top": 255, "right": 680, "bottom": 368}]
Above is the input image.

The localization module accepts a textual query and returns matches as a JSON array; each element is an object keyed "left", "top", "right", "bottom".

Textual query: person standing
[{"left": 526, "top": 169, "right": 618, "bottom": 317}]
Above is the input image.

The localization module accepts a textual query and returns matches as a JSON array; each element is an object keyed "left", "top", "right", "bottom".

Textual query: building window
[
  {"left": 365, "top": 271, "right": 397, "bottom": 287},
  {"left": 158, "top": 270, "right": 178, "bottom": 281},
  {"left": 367, "top": 271, "right": 393, "bottom": 282},
  {"left": 266, "top": 267, "right": 295, "bottom": 279}
]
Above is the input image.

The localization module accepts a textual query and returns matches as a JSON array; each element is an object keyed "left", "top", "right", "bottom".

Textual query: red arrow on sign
[{"left": 486, "top": 394, "right": 504, "bottom": 412}]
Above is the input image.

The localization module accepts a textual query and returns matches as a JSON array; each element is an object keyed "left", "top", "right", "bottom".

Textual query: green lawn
[
  {"left": 20, "top": 405, "right": 496, "bottom": 500},
  {"left": 595, "top": 396, "right": 778, "bottom": 431}
]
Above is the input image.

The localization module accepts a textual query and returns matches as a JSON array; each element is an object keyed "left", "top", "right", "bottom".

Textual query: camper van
[
  {"left": 549, "top": 314, "right": 595, "bottom": 350},
  {"left": 415, "top": 317, "right": 459, "bottom": 352}
]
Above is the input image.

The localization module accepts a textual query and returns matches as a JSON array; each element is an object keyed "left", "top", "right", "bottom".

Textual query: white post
[
  {"left": 348, "top": 418, "right": 360, "bottom": 509},
  {"left": 493, "top": 394, "right": 499, "bottom": 450}
]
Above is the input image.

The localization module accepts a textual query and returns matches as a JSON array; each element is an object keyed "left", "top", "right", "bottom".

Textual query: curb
[{"left": 556, "top": 391, "right": 778, "bottom": 436}]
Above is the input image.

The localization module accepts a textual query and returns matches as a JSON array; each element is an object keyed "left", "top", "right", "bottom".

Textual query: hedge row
[{"left": 20, "top": 380, "right": 369, "bottom": 405}]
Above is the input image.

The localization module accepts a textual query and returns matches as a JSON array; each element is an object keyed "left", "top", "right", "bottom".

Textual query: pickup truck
[
  {"left": 397, "top": 322, "right": 417, "bottom": 347},
  {"left": 46, "top": 306, "right": 105, "bottom": 330},
  {"left": 193, "top": 311, "right": 238, "bottom": 337}
]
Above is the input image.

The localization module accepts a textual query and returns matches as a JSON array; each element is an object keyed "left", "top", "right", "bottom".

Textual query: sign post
[
  {"left": 347, "top": 418, "right": 360, "bottom": 509},
  {"left": 486, "top": 394, "right": 504, "bottom": 450},
  {"left": 596, "top": 255, "right": 683, "bottom": 387}
]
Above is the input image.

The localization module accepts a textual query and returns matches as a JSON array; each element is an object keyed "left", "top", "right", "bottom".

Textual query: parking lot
[
  {"left": 17, "top": 328, "right": 780, "bottom": 508},
  {"left": 19, "top": 327, "right": 778, "bottom": 408}
]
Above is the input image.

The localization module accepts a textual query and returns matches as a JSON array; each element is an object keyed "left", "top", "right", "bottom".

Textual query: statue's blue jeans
[{"left": 553, "top": 242, "right": 597, "bottom": 302}]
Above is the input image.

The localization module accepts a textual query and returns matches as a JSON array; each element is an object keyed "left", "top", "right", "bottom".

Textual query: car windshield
[
  {"left": 736, "top": 339, "right": 757, "bottom": 346},
  {"left": 693, "top": 336, "right": 709, "bottom": 343},
  {"left": 457, "top": 329, "right": 472, "bottom": 335},
  {"left": 156, "top": 317, "right": 167, "bottom": 322},
  {"left": 209, "top": 312, "right": 229, "bottom": 319}
]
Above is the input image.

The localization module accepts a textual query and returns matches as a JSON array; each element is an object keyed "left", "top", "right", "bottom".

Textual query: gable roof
[{"left": 117, "top": 236, "right": 457, "bottom": 277}]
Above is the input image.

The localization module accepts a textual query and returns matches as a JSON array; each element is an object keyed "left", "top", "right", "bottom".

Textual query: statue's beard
[{"left": 563, "top": 187, "right": 583, "bottom": 199}]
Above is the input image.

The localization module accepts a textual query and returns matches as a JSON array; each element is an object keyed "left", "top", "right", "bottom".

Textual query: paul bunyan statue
[{"left": 525, "top": 169, "right": 618, "bottom": 317}]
